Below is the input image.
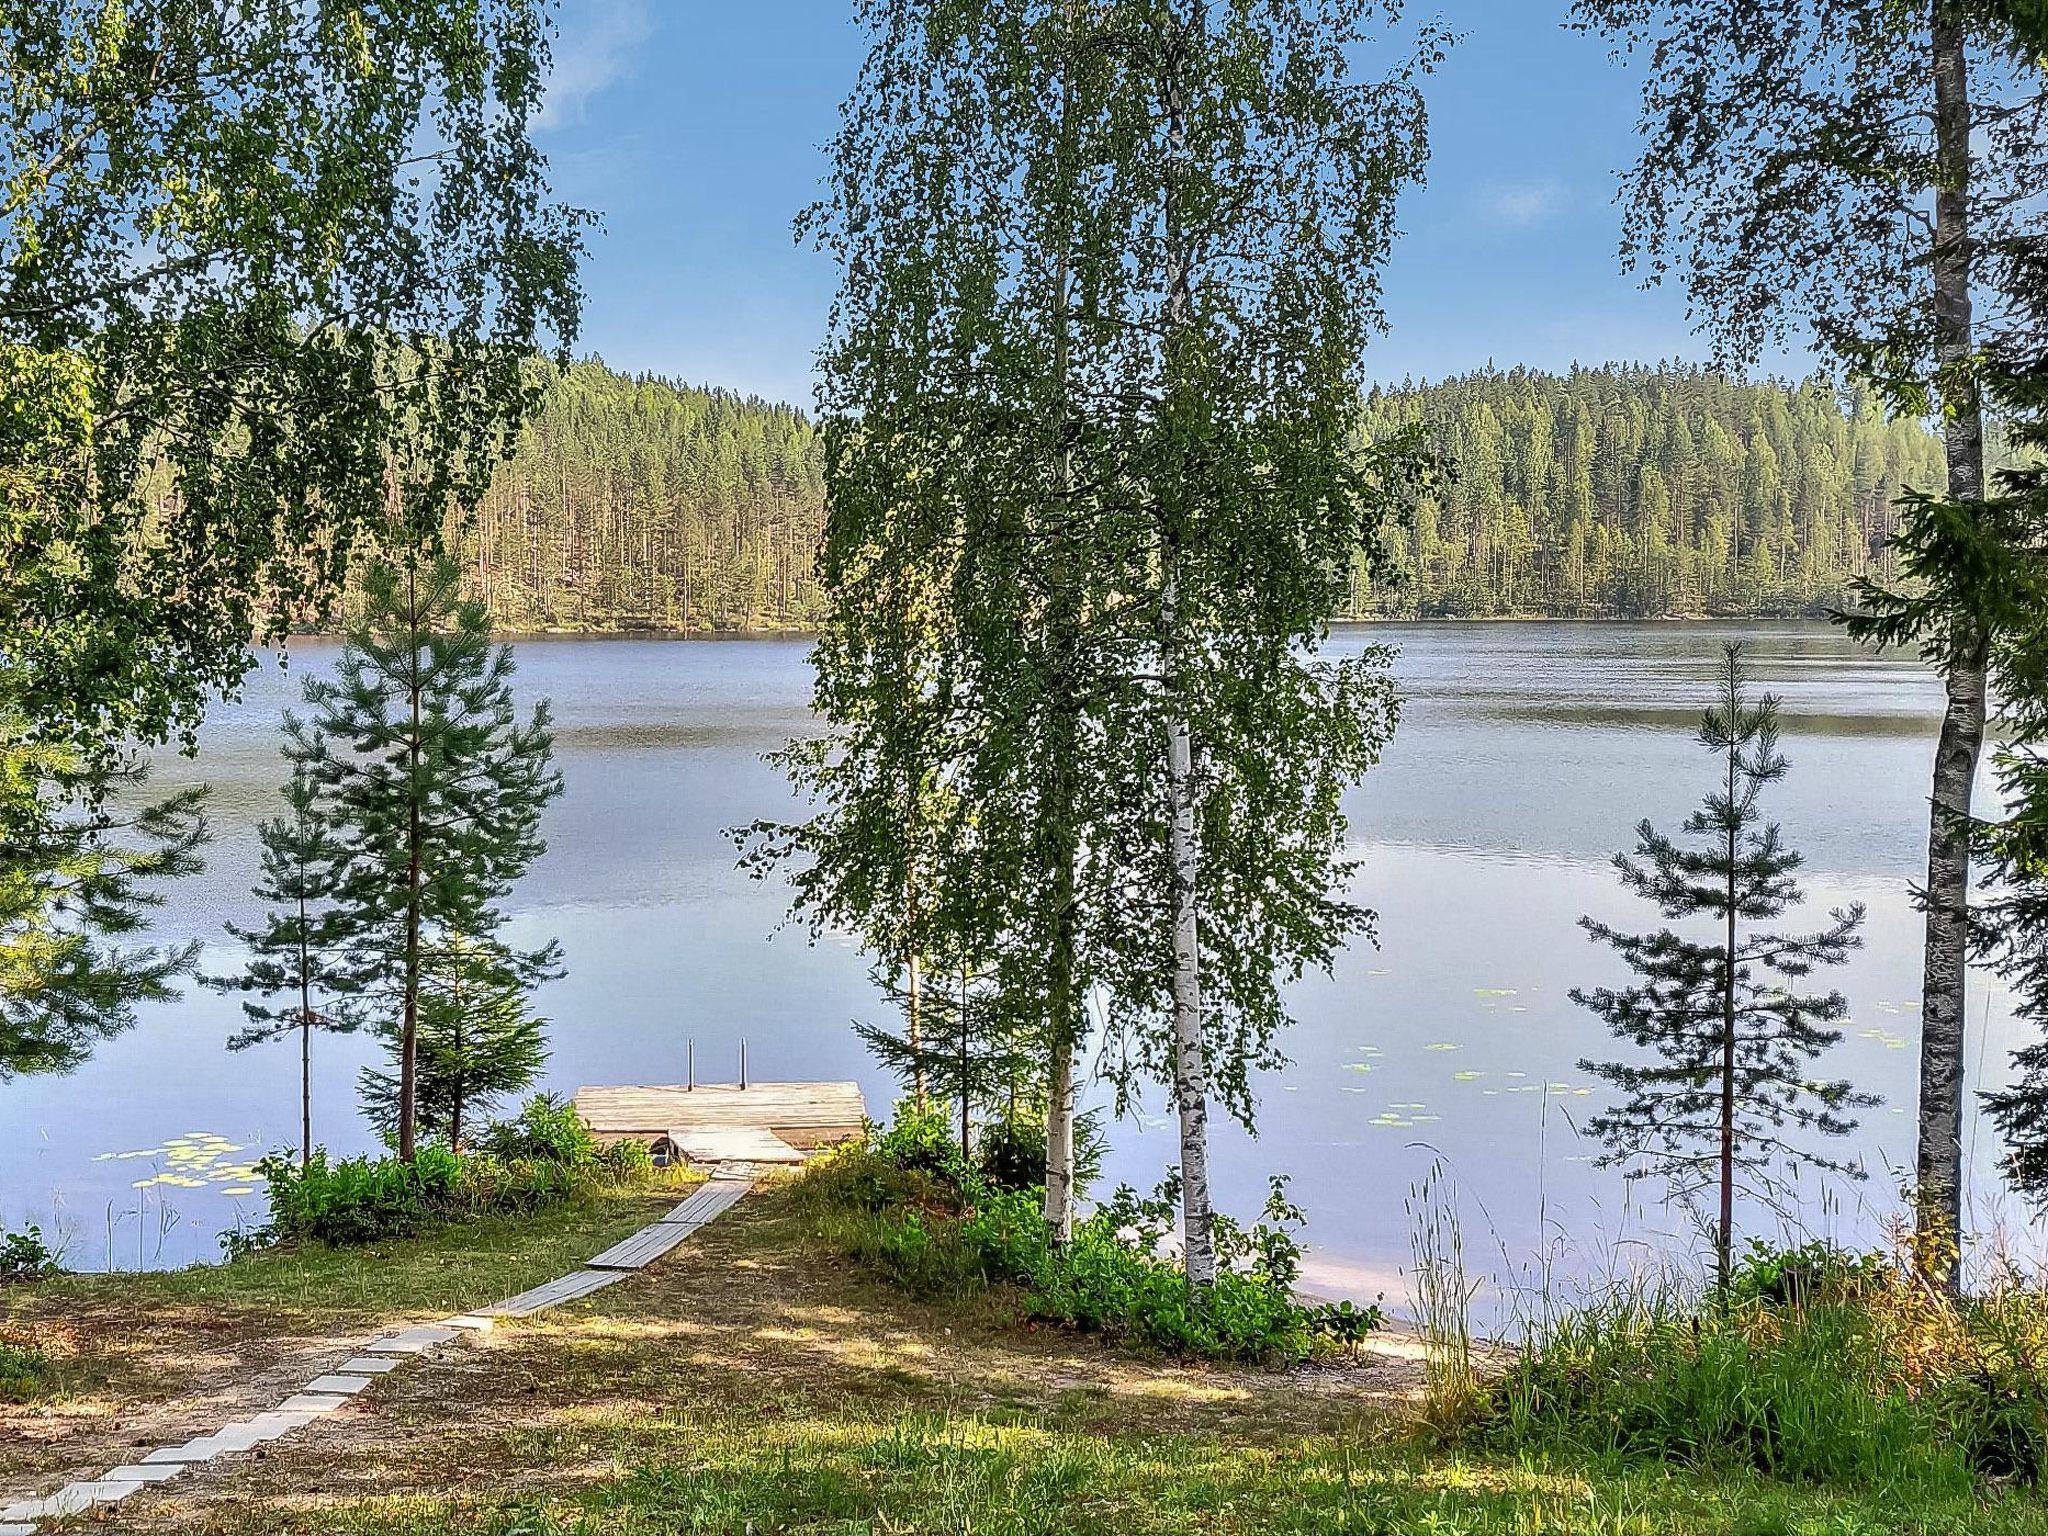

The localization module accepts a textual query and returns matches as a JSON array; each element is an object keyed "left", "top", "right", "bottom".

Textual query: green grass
[
  {"left": 141, "top": 1408, "right": 2048, "bottom": 1534},
  {"left": 13, "top": 1177, "right": 695, "bottom": 1329},
  {"left": 12, "top": 1170, "right": 2048, "bottom": 1534}
]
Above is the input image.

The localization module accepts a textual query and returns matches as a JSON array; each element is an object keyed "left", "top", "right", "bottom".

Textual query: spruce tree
[
  {"left": 304, "top": 556, "right": 562, "bottom": 1160},
  {"left": 206, "top": 719, "right": 354, "bottom": 1169},
  {"left": 1573, "top": 644, "right": 1872, "bottom": 1290},
  {"left": 360, "top": 932, "right": 554, "bottom": 1148}
]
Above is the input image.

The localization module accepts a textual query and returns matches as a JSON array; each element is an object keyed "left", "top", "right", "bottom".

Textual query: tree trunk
[
  {"left": 905, "top": 796, "right": 926, "bottom": 1108},
  {"left": 1041, "top": 101, "right": 1083, "bottom": 1242},
  {"left": 399, "top": 564, "right": 423, "bottom": 1163},
  {"left": 1159, "top": 15, "right": 1216, "bottom": 1292},
  {"left": 1719, "top": 653, "right": 1738, "bottom": 1295},
  {"left": 959, "top": 961, "right": 972, "bottom": 1160},
  {"left": 298, "top": 891, "right": 313, "bottom": 1174},
  {"left": 1917, "top": 3, "right": 1987, "bottom": 1291}
]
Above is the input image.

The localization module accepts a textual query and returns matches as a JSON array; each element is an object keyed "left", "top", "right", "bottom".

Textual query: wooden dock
[{"left": 572, "top": 1080, "right": 865, "bottom": 1166}]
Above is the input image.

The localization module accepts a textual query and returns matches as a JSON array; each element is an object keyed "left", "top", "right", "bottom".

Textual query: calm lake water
[{"left": 4, "top": 622, "right": 2035, "bottom": 1312}]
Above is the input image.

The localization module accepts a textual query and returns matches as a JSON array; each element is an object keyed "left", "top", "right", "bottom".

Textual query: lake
[{"left": 3, "top": 621, "right": 2032, "bottom": 1315}]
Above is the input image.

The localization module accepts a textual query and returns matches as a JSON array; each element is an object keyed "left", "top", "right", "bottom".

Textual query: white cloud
[
  {"left": 540, "top": 0, "right": 654, "bottom": 129},
  {"left": 1478, "top": 176, "right": 1569, "bottom": 228}
]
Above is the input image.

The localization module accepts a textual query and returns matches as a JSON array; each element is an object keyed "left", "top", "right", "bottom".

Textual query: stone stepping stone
[
  {"left": 103, "top": 1462, "right": 184, "bottom": 1483},
  {"left": 143, "top": 1439, "right": 226, "bottom": 1465},
  {"left": 1, "top": 1521, "right": 36, "bottom": 1534},
  {"left": 0, "top": 1478, "right": 141, "bottom": 1521},
  {"left": 244, "top": 1409, "right": 323, "bottom": 1440},
  {"left": 302, "top": 1374, "right": 375, "bottom": 1396},
  {"left": 276, "top": 1391, "right": 352, "bottom": 1414},
  {"left": 338, "top": 1355, "right": 403, "bottom": 1374},
  {"left": 361, "top": 1323, "right": 462, "bottom": 1353},
  {"left": 441, "top": 1313, "right": 495, "bottom": 1331},
  {"left": 482, "top": 1267, "right": 623, "bottom": 1317}
]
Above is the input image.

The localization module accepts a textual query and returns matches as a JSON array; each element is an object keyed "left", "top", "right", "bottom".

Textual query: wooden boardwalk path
[{"left": 0, "top": 1167, "right": 759, "bottom": 1533}]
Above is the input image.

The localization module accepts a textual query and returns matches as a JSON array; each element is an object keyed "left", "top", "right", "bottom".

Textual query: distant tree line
[
  {"left": 1353, "top": 366, "right": 1947, "bottom": 619},
  {"left": 414, "top": 360, "right": 1948, "bottom": 635},
  {"left": 446, "top": 361, "right": 828, "bottom": 633}
]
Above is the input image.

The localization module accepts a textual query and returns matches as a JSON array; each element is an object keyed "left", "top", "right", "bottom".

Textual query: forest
[
  {"left": 1356, "top": 366, "right": 1946, "bottom": 617},
  {"left": 436, "top": 360, "right": 1944, "bottom": 632}
]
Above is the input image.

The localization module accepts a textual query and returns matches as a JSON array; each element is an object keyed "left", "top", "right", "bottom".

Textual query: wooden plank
[
  {"left": 672, "top": 1125, "right": 804, "bottom": 1164},
  {"left": 573, "top": 1081, "right": 864, "bottom": 1141},
  {"left": 586, "top": 1221, "right": 695, "bottom": 1271},
  {"left": 483, "top": 1267, "right": 624, "bottom": 1317},
  {"left": 587, "top": 1180, "right": 754, "bottom": 1270},
  {"left": 658, "top": 1180, "right": 749, "bottom": 1226}
]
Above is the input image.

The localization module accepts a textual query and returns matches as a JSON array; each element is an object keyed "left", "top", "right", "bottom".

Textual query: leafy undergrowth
[
  {"left": 1453, "top": 1240, "right": 2048, "bottom": 1499},
  {"left": 793, "top": 1117, "right": 1381, "bottom": 1364},
  {"left": 231, "top": 1094, "right": 653, "bottom": 1254}
]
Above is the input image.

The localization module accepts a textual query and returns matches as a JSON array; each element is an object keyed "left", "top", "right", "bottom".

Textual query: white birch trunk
[{"left": 1159, "top": 9, "right": 1216, "bottom": 1292}]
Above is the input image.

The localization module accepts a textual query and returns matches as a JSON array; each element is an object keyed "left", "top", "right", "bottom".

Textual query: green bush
[
  {"left": 231, "top": 1096, "right": 639, "bottom": 1254},
  {"left": 474, "top": 1093, "right": 597, "bottom": 1167},
  {"left": 598, "top": 1137, "right": 656, "bottom": 1181},
  {"left": 0, "top": 1340, "right": 51, "bottom": 1402},
  {"left": 806, "top": 1146, "right": 1374, "bottom": 1365},
  {"left": 0, "top": 1225, "right": 57, "bottom": 1283},
  {"left": 873, "top": 1101, "right": 961, "bottom": 1179},
  {"left": 974, "top": 1110, "right": 1106, "bottom": 1196}
]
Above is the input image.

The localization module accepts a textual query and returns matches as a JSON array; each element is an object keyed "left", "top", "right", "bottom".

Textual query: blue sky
[{"left": 537, "top": 1, "right": 1778, "bottom": 407}]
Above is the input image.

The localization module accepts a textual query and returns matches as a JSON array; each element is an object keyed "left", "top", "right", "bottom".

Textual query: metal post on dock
[{"left": 740, "top": 1038, "right": 749, "bottom": 1090}]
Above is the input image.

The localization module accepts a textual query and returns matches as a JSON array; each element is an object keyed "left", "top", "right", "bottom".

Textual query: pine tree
[
  {"left": 1573, "top": 644, "right": 1872, "bottom": 1291},
  {"left": 360, "top": 932, "right": 554, "bottom": 1148},
  {"left": 1576, "top": 0, "right": 2048, "bottom": 1289},
  {"left": 1, "top": 722, "right": 207, "bottom": 1082},
  {"left": 304, "top": 556, "right": 563, "bottom": 1159},
  {"left": 206, "top": 719, "right": 354, "bottom": 1169}
]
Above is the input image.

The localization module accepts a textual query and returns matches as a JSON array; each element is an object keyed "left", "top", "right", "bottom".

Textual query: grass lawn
[
  {"left": 5, "top": 1175, "right": 2047, "bottom": 1533},
  {"left": 0, "top": 1177, "right": 698, "bottom": 1497}
]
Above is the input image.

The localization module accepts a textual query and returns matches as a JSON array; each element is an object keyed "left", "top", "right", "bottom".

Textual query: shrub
[
  {"left": 250, "top": 1146, "right": 461, "bottom": 1247},
  {"left": 0, "top": 1225, "right": 57, "bottom": 1283},
  {"left": 0, "top": 1340, "right": 51, "bottom": 1402},
  {"left": 1727, "top": 1238, "right": 1886, "bottom": 1309},
  {"left": 475, "top": 1094, "right": 596, "bottom": 1167},
  {"left": 975, "top": 1110, "right": 1106, "bottom": 1195},
  {"left": 873, "top": 1101, "right": 961, "bottom": 1179},
  {"left": 805, "top": 1150, "right": 1372, "bottom": 1365},
  {"left": 598, "top": 1137, "right": 655, "bottom": 1181}
]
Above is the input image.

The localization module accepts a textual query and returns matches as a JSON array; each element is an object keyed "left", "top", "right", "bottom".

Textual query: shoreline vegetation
[{"left": 10, "top": 1141, "right": 2048, "bottom": 1533}]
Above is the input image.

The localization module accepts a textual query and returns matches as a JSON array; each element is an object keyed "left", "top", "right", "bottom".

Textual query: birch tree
[
  {"left": 1087, "top": 0, "right": 1435, "bottom": 1286},
  {"left": 1575, "top": 0, "right": 2048, "bottom": 1285},
  {"left": 784, "top": 0, "right": 1137, "bottom": 1245}
]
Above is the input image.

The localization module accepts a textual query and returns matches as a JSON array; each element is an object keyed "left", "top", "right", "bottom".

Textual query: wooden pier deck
[{"left": 572, "top": 1080, "right": 865, "bottom": 1166}]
